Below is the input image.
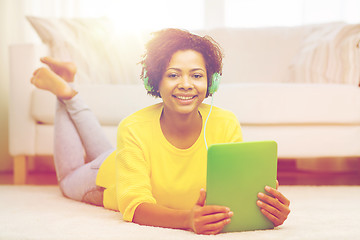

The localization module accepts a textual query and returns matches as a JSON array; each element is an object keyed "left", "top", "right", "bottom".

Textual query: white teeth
[{"left": 176, "top": 96, "right": 193, "bottom": 100}]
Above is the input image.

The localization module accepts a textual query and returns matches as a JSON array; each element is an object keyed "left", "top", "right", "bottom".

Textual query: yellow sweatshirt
[{"left": 96, "top": 103, "right": 242, "bottom": 221}]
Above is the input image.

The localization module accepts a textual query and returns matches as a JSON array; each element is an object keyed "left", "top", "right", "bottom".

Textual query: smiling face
[{"left": 159, "top": 49, "right": 208, "bottom": 117}]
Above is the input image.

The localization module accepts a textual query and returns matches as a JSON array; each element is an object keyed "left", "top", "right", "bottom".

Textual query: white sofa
[{"left": 9, "top": 22, "right": 360, "bottom": 184}]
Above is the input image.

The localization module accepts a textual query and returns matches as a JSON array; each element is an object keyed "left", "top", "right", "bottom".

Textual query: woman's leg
[
  {"left": 55, "top": 98, "right": 112, "bottom": 206},
  {"left": 31, "top": 58, "right": 112, "bottom": 205},
  {"left": 62, "top": 93, "right": 114, "bottom": 162},
  {"left": 58, "top": 94, "right": 114, "bottom": 205},
  {"left": 38, "top": 56, "right": 114, "bottom": 161},
  {"left": 53, "top": 99, "right": 84, "bottom": 183}
]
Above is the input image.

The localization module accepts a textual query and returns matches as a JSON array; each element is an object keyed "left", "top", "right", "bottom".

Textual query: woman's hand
[
  {"left": 257, "top": 180, "right": 291, "bottom": 227},
  {"left": 188, "top": 189, "right": 233, "bottom": 235}
]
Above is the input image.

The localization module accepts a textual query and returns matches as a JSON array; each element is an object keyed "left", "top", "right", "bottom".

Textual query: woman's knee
[{"left": 81, "top": 187, "right": 104, "bottom": 206}]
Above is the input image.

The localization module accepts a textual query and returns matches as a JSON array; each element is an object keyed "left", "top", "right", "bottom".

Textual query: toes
[
  {"left": 32, "top": 68, "right": 39, "bottom": 76},
  {"left": 40, "top": 56, "right": 54, "bottom": 65},
  {"left": 41, "top": 56, "right": 65, "bottom": 70},
  {"left": 39, "top": 57, "right": 77, "bottom": 82},
  {"left": 33, "top": 67, "right": 46, "bottom": 76}
]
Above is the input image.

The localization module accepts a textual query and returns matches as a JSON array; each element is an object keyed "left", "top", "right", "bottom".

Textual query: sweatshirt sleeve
[{"left": 115, "top": 120, "right": 156, "bottom": 222}]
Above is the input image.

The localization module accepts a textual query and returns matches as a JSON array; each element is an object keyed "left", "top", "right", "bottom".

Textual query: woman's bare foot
[
  {"left": 30, "top": 67, "right": 77, "bottom": 100},
  {"left": 40, "top": 56, "right": 77, "bottom": 83}
]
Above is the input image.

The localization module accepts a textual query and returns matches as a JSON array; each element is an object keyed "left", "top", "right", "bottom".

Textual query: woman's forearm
[{"left": 132, "top": 202, "right": 192, "bottom": 231}]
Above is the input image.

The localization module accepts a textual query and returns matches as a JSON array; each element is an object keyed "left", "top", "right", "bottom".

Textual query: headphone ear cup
[
  {"left": 143, "top": 76, "right": 153, "bottom": 91},
  {"left": 143, "top": 69, "right": 153, "bottom": 91},
  {"left": 209, "top": 72, "right": 221, "bottom": 94}
]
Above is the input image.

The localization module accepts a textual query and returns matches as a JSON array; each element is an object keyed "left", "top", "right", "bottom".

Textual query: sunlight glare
[{"left": 104, "top": 0, "right": 204, "bottom": 34}]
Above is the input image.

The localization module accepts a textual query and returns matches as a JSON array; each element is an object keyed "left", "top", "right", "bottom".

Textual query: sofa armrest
[{"left": 8, "top": 43, "right": 48, "bottom": 156}]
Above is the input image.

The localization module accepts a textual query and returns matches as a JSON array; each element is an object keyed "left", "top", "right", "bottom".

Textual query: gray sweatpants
[{"left": 54, "top": 93, "right": 114, "bottom": 206}]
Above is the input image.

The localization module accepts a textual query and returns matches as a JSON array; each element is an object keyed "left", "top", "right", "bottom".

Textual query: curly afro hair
[{"left": 140, "top": 28, "right": 224, "bottom": 98}]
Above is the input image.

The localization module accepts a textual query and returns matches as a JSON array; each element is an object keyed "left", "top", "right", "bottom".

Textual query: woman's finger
[
  {"left": 257, "top": 200, "right": 288, "bottom": 226},
  {"left": 265, "top": 186, "right": 290, "bottom": 206},
  {"left": 198, "top": 211, "right": 233, "bottom": 225},
  {"left": 260, "top": 208, "right": 283, "bottom": 227},
  {"left": 258, "top": 192, "right": 290, "bottom": 218},
  {"left": 196, "top": 188, "right": 207, "bottom": 207},
  {"left": 257, "top": 199, "right": 282, "bottom": 217},
  {"left": 199, "top": 205, "right": 230, "bottom": 216},
  {"left": 201, "top": 217, "right": 231, "bottom": 233}
]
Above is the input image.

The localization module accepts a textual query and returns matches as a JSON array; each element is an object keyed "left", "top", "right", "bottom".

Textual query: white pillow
[
  {"left": 27, "top": 16, "right": 146, "bottom": 84},
  {"left": 288, "top": 22, "right": 360, "bottom": 86}
]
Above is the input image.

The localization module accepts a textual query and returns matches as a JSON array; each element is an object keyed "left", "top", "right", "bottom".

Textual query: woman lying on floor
[{"left": 30, "top": 28, "right": 290, "bottom": 235}]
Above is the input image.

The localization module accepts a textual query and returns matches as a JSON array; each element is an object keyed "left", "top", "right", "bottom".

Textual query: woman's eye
[
  {"left": 168, "top": 73, "right": 178, "bottom": 78},
  {"left": 193, "top": 74, "right": 203, "bottom": 79}
]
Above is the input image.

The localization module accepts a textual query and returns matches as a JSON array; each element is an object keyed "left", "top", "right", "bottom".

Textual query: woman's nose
[{"left": 178, "top": 75, "right": 193, "bottom": 89}]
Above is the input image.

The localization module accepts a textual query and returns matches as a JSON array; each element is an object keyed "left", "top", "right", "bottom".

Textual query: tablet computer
[{"left": 206, "top": 140, "right": 278, "bottom": 232}]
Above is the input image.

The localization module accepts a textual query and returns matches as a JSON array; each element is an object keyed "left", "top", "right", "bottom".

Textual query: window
[
  {"left": 21, "top": 0, "right": 360, "bottom": 32},
  {"left": 225, "top": 0, "right": 360, "bottom": 28},
  {"left": 77, "top": 0, "right": 205, "bottom": 32}
]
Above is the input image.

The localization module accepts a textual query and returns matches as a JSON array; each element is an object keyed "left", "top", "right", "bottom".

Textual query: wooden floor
[
  {"left": 277, "top": 159, "right": 360, "bottom": 185},
  {"left": 0, "top": 171, "right": 359, "bottom": 185},
  {"left": 1, "top": 160, "right": 359, "bottom": 185},
  {"left": 278, "top": 170, "right": 360, "bottom": 185},
  {"left": 0, "top": 172, "right": 57, "bottom": 185}
]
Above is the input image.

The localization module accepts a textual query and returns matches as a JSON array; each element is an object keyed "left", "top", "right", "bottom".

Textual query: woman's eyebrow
[
  {"left": 166, "top": 67, "right": 181, "bottom": 72},
  {"left": 166, "top": 68, "right": 206, "bottom": 73},
  {"left": 190, "top": 68, "right": 206, "bottom": 73}
]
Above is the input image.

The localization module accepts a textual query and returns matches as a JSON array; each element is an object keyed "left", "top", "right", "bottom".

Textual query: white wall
[
  {"left": 0, "top": 0, "right": 24, "bottom": 171},
  {"left": 0, "top": 0, "right": 43, "bottom": 171}
]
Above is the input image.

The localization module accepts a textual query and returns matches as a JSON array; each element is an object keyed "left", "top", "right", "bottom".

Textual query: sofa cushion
[
  {"left": 288, "top": 22, "right": 360, "bottom": 86},
  {"left": 29, "top": 16, "right": 305, "bottom": 86},
  {"left": 28, "top": 17, "right": 360, "bottom": 87},
  {"left": 31, "top": 83, "right": 360, "bottom": 125},
  {"left": 198, "top": 26, "right": 308, "bottom": 84},
  {"left": 206, "top": 83, "right": 360, "bottom": 124},
  {"left": 27, "top": 16, "right": 146, "bottom": 85},
  {"left": 31, "top": 84, "right": 161, "bottom": 125},
  {"left": 242, "top": 125, "right": 360, "bottom": 158},
  {"left": 35, "top": 124, "right": 118, "bottom": 155}
]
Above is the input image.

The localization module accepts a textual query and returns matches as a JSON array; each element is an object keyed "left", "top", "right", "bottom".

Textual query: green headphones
[
  {"left": 143, "top": 70, "right": 221, "bottom": 95},
  {"left": 208, "top": 72, "right": 221, "bottom": 95},
  {"left": 143, "top": 70, "right": 153, "bottom": 92}
]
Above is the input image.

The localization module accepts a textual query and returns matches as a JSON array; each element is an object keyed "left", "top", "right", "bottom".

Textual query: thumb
[{"left": 196, "top": 188, "right": 206, "bottom": 207}]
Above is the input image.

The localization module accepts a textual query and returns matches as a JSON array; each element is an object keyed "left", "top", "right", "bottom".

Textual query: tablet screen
[{"left": 206, "top": 140, "right": 278, "bottom": 232}]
